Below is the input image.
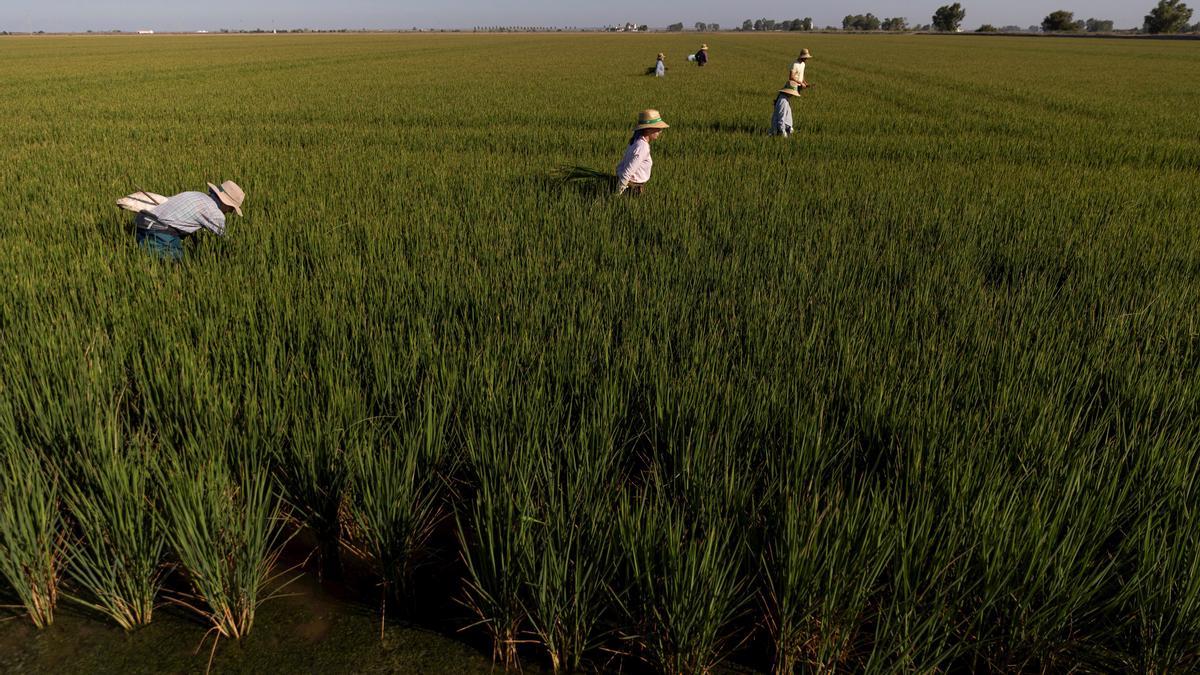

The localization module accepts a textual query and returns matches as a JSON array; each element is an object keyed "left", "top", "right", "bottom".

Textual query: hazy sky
[{"left": 0, "top": 1, "right": 1152, "bottom": 33}]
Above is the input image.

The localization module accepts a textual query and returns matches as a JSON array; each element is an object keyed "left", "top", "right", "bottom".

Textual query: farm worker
[
  {"left": 772, "top": 83, "right": 802, "bottom": 137},
  {"left": 789, "top": 49, "right": 812, "bottom": 88},
  {"left": 655, "top": 53, "right": 666, "bottom": 76},
  {"left": 615, "top": 109, "right": 669, "bottom": 196},
  {"left": 695, "top": 43, "right": 708, "bottom": 66},
  {"left": 128, "top": 180, "right": 245, "bottom": 260}
]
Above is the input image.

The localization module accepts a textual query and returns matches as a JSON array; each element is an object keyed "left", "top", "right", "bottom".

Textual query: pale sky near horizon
[{"left": 0, "top": 1, "right": 1156, "bottom": 34}]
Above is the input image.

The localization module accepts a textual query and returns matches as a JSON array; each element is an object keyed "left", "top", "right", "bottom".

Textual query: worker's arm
[{"left": 197, "top": 211, "right": 227, "bottom": 237}]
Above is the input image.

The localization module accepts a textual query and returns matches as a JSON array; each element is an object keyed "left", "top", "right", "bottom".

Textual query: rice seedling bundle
[{"left": 1, "top": 31, "right": 1199, "bottom": 672}]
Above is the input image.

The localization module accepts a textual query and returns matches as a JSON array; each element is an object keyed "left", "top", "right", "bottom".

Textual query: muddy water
[{"left": 0, "top": 573, "right": 540, "bottom": 674}]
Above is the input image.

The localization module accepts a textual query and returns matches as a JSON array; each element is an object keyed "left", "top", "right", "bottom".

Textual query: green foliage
[
  {"left": 1145, "top": 0, "right": 1193, "bottom": 33},
  {"left": 342, "top": 387, "right": 448, "bottom": 611},
  {"left": 1086, "top": 18, "right": 1115, "bottom": 32},
  {"left": 1043, "top": 10, "right": 1083, "bottom": 32},
  {"left": 0, "top": 444, "right": 62, "bottom": 628},
  {"left": 158, "top": 450, "right": 290, "bottom": 640},
  {"left": 933, "top": 3, "right": 966, "bottom": 31},
  {"left": 882, "top": 17, "right": 909, "bottom": 31},
  {"left": 843, "top": 13, "right": 882, "bottom": 31},
  {"left": 63, "top": 422, "right": 164, "bottom": 630}
]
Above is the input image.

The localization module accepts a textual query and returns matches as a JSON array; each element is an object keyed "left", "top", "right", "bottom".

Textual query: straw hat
[
  {"left": 634, "top": 109, "right": 669, "bottom": 131},
  {"left": 657, "top": 52, "right": 664, "bottom": 59},
  {"left": 797, "top": 49, "right": 813, "bottom": 60},
  {"left": 778, "top": 83, "right": 802, "bottom": 97},
  {"left": 700, "top": 43, "right": 709, "bottom": 50},
  {"left": 207, "top": 180, "right": 245, "bottom": 216}
]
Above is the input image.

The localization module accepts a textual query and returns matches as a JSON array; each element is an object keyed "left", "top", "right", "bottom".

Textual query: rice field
[{"left": 1, "top": 31, "right": 1199, "bottom": 673}]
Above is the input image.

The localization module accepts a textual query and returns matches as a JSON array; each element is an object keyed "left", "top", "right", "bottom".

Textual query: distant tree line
[
  {"left": 933, "top": 1, "right": 1195, "bottom": 34},
  {"left": 738, "top": 18, "right": 815, "bottom": 31}
]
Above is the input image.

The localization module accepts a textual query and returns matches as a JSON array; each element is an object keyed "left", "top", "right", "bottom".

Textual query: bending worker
[
  {"left": 789, "top": 49, "right": 812, "bottom": 88},
  {"left": 127, "top": 180, "right": 245, "bottom": 259},
  {"left": 695, "top": 43, "right": 709, "bottom": 66},
  {"left": 771, "top": 83, "right": 802, "bottom": 137},
  {"left": 615, "top": 109, "right": 669, "bottom": 196}
]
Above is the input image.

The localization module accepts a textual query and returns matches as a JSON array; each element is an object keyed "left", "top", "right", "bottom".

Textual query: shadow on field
[
  {"left": 708, "top": 120, "right": 764, "bottom": 135},
  {"left": 544, "top": 166, "right": 618, "bottom": 199}
]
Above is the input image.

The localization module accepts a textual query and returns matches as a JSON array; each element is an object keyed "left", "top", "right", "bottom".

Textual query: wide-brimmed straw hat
[
  {"left": 635, "top": 109, "right": 669, "bottom": 131},
  {"left": 700, "top": 43, "right": 709, "bottom": 50},
  {"left": 207, "top": 180, "right": 245, "bottom": 216},
  {"left": 657, "top": 52, "right": 664, "bottom": 59},
  {"left": 778, "top": 83, "right": 802, "bottom": 97},
  {"left": 797, "top": 48, "right": 813, "bottom": 60}
]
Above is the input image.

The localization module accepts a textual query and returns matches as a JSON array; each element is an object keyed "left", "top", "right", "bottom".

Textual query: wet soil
[{"left": 0, "top": 572, "right": 523, "bottom": 674}]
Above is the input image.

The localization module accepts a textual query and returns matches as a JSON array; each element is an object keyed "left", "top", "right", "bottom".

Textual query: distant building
[{"left": 137, "top": 30, "right": 154, "bottom": 34}]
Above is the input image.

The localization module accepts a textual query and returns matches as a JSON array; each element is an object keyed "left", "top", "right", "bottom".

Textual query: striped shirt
[{"left": 139, "top": 191, "right": 226, "bottom": 236}]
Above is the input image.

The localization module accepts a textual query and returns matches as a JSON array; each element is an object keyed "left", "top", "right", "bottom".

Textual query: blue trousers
[{"left": 136, "top": 229, "right": 184, "bottom": 260}]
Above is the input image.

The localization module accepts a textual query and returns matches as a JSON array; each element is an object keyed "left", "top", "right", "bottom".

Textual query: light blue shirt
[
  {"left": 140, "top": 191, "right": 226, "bottom": 236},
  {"left": 772, "top": 96, "right": 793, "bottom": 136}
]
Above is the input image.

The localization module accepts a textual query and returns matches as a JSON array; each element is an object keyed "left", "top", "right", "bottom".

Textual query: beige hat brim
[
  {"left": 635, "top": 121, "right": 669, "bottom": 131},
  {"left": 208, "top": 182, "right": 243, "bottom": 216},
  {"left": 779, "top": 88, "right": 801, "bottom": 96}
]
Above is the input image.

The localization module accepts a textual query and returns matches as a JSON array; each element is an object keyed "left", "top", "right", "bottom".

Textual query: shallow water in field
[{"left": 0, "top": 573, "right": 521, "bottom": 674}]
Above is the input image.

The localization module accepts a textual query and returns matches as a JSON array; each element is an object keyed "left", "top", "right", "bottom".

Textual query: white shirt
[
  {"left": 615, "top": 137, "right": 652, "bottom": 189},
  {"left": 790, "top": 60, "right": 806, "bottom": 84}
]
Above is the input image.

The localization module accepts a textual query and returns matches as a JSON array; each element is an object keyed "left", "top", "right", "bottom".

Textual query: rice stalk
[
  {"left": 63, "top": 426, "right": 164, "bottom": 631},
  {"left": 0, "top": 444, "right": 63, "bottom": 629},
  {"left": 157, "top": 449, "right": 291, "bottom": 640}
]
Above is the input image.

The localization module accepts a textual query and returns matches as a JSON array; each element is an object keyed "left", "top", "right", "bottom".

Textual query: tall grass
[
  {"left": 342, "top": 387, "right": 449, "bottom": 618},
  {"left": 158, "top": 448, "right": 290, "bottom": 640},
  {"left": 0, "top": 444, "right": 63, "bottom": 629},
  {"left": 63, "top": 420, "right": 163, "bottom": 630}
]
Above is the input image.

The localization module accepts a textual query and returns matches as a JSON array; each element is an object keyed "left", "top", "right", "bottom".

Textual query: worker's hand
[{"left": 616, "top": 183, "right": 628, "bottom": 195}]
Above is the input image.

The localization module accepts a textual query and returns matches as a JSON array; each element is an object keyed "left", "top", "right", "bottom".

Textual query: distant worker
[
  {"left": 694, "top": 43, "right": 709, "bottom": 66},
  {"left": 615, "top": 109, "right": 669, "bottom": 196},
  {"left": 117, "top": 180, "right": 245, "bottom": 260},
  {"left": 789, "top": 49, "right": 813, "bottom": 88},
  {"left": 771, "top": 83, "right": 802, "bottom": 137},
  {"left": 655, "top": 52, "right": 666, "bottom": 76}
]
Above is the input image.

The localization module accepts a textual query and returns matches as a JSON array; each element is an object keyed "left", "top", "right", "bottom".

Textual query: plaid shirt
[{"left": 139, "top": 191, "right": 226, "bottom": 236}]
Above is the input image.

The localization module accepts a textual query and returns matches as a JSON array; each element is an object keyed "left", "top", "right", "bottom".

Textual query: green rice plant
[
  {"left": 762, "top": 485, "right": 893, "bottom": 674},
  {"left": 456, "top": 421, "right": 538, "bottom": 670},
  {"left": 1124, "top": 506, "right": 1200, "bottom": 673},
  {"left": 63, "top": 423, "right": 164, "bottom": 631},
  {"left": 955, "top": 459, "right": 1132, "bottom": 671},
  {"left": 1118, "top": 438, "right": 1200, "bottom": 674},
  {"left": 519, "top": 398, "right": 624, "bottom": 673},
  {"left": 157, "top": 448, "right": 290, "bottom": 640},
  {"left": 270, "top": 411, "right": 347, "bottom": 581},
  {"left": 0, "top": 444, "right": 63, "bottom": 629},
  {"left": 342, "top": 386, "right": 449, "bottom": 620},
  {"left": 863, "top": 487, "right": 971, "bottom": 673},
  {"left": 615, "top": 477, "right": 748, "bottom": 675}
]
